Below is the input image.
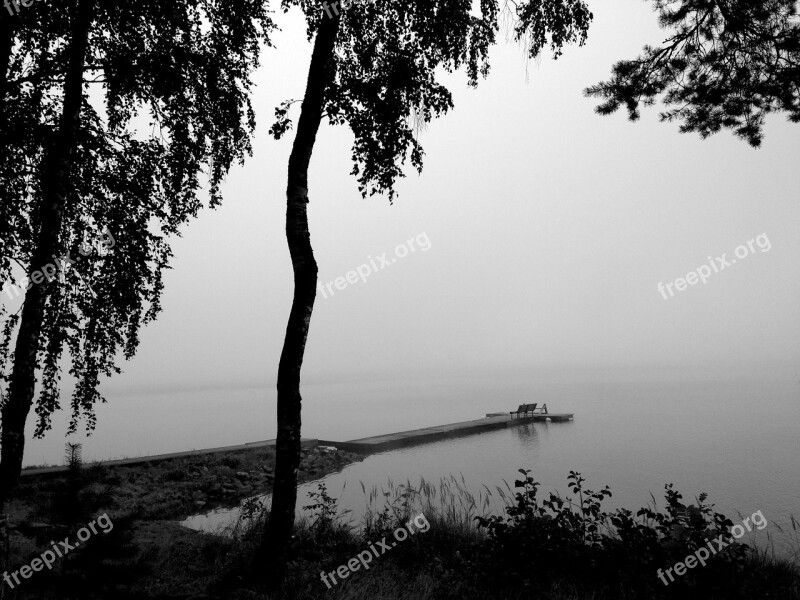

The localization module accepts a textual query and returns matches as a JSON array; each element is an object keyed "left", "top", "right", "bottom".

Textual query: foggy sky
[{"left": 27, "top": 0, "right": 800, "bottom": 394}]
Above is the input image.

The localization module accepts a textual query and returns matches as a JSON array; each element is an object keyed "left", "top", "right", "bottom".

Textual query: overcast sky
[{"left": 95, "top": 0, "right": 800, "bottom": 392}]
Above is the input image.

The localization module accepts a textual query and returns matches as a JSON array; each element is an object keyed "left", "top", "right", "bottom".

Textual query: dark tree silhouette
[
  {"left": 0, "top": 0, "right": 273, "bottom": 512},
  {"left": 1, "top": 0, "right": 96, "bottom": 514},
  {"left": 586, "top": 0, "right": 800, "bottom": 146},
  {"left": 262, "top": 0, "right": 592, "bottom": 584},
  {"left": 262, "top": 8, "right": 342, "bottom": 580}
]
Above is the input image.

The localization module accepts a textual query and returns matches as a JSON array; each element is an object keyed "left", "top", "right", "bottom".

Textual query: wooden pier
[
  {"left": 20, "top": 411, "right": 573, "bottom": 474},
  {"left": 320, "top": 411, "right": 573, "bottom": 454}
]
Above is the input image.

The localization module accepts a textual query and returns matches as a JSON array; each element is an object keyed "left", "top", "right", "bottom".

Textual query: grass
[
  {"left": 0, "top": 445, "right": 362, "bottom": 600},
  {"left": 2, "top": 467, "right": 798, "bottom": 600},
  {"left": 200, "top": 471, "right": 800, "bottom": 599}
]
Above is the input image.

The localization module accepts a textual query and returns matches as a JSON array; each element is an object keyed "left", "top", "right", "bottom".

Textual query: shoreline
[
  {"left": 21, "top": 409, "right": 573, "bottom": 475},
  {"left": 10, "top": 443, "right": 363, "bottom": 526},
  {"left": 20, "top": 438, "right": 320, "bottom": 477}
]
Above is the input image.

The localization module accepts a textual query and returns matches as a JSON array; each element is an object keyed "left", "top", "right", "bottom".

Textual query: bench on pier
[{"left": 510, "top": 403, "right": 548, "bottom": 419}]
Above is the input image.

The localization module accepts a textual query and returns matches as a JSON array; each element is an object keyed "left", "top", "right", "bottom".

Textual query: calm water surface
[
  {"left": 22, "top": 373, "right": 799, "bottom": 555},
  {"left": 164, "top": 375, "right": 800, "bottom": 557}
]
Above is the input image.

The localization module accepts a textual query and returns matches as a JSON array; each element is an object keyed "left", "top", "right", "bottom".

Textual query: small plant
[
  {"left": 62, "top": 442, "right": 85, "bottom": 523},
  {"left": 240, "top": 497, "right": 265, "bottom": 523},
  {"left": 303, "top": 483, "right": 337, "bottom": 531},
  {"left": 302, "top": 483, "right": 350, "bottom": 543},
  {"left": 226, "top": 496, "right": 268, "bottom": 540},
  {"left": 65, "top": 442, "right": 83, "bottom": 474}
]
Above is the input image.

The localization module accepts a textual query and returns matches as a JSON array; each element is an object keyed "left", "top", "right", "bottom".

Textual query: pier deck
[{"left": 320, "top": 411, "right": 573, "bottom": 454}]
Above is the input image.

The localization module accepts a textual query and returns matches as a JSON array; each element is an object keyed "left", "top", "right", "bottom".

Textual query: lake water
[
  {"left": 174, "top": 374, "right": 800, "bottom": 559},
  {"left": 24, "top": 370, "right": 800, "bottom": 557}
]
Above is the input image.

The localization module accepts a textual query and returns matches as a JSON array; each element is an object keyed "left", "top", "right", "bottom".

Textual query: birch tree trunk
[
  {"left": 260, "top": 4, "right": 340, "bottom": 584},
  {"left": 0, "top": 0, "right": 94, "bottom": 513}
]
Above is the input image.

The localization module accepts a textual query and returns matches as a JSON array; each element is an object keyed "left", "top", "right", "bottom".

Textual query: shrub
[{"left": 474, "top": 470, "right": 755, "bottom": 598}]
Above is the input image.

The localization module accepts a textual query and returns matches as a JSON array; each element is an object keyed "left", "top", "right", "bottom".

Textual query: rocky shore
[{"left": 7, "top": 444, "right": 362, "bottom": 533}]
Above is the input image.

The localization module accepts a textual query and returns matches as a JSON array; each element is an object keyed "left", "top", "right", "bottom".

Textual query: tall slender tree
[
  {"left": 264, "top": 7, "right": 341, "bottom": 571},
  {"left": 261, "top": 0, "right": 593, "bottom": 583},
  {"left": 0, "top": 0, "right": 274, "bottom": 512},
  {"left": 586, "top": 0, "right": 800, "bottom": 146}
]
